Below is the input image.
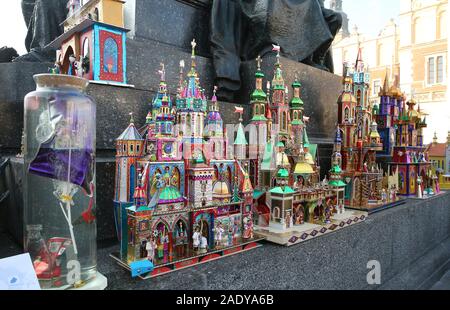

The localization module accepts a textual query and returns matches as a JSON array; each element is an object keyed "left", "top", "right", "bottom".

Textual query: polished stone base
[
  {"left": 347, "top": 199, "right": 407, "bottom": 215},
  {"left": 1, "top": 192, "right": 449, "bottom": 289}
]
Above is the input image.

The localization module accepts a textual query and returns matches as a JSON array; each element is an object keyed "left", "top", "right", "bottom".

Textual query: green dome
[{"left": 277, "top": 168, "right": 290, "bottom": 178}]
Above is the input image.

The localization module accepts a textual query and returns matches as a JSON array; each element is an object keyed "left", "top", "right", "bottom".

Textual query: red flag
[{"left": 235, "top": 107, "right": 244, "bottom": 114}]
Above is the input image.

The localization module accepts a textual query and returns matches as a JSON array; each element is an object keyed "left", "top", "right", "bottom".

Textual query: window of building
[
  {"left": 373, "top": 79, "right": 381, "bottom": 96},
  {"left": 437, "top": 56, "right": 444, "bottom": 83},
  {"left": 427, "top": 55, "right": 446, "bottom": 85},
  {"left": 428, "top": 57, "right": 435, "bottom": 85}
]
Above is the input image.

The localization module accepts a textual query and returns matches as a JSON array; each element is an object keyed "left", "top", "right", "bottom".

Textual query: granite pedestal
[{"left": 1, "top": 192, "right": 449, "bottom": 290}]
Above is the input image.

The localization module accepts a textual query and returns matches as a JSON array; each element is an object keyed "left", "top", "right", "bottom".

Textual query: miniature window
[
  {"left": 137, "top": 144, "right": 140, "bottom": 153},
  {"left": 83, "top": 37, "right": 89, "bottom": 59},
  {"left": 130, "top": 144, "right": 134, "bottom": 153},
  {"left": 123, "top": 144, "right": 126, "bottom": 152},
  {"left": 103, "top": 37, "right": 118, "bottom": 74}
]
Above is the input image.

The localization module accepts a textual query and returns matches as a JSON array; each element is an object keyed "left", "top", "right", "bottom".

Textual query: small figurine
[
  {"left": 199, "top": 235, "right": 208, "bottom": 253},
  {"left": 175, "top": 222, "right": 187, "bottom": 257},
  {"left": 68, "top": 54, "right": 76, "bottom": 76},
  {"left": 324, "top": 205, "right": 332, "bottom": 224},
  {"left": 214, "top": 222, "right": 225, "bottom": 248},
  {"left": 192, "top": 225, "right": 201, "bottom": 252},
  {"left": 146, "top": 236, "right": 157, "bottom": 263},
  {"left": 417, "top": 176, "right": 423, "bottom": 198},
  {"left": 49, "top": 61, "right": 61, "bottom": 74},
  {"left": 243, "top": 216, "right": 254, "bottom": 239},
  {"left": 381, "top": 188, "right": 387, "bottom": 203},
  {"left": 75, "top": 56, "right": 84, "bottom": 78},
  {"left": 227, "top": 223, "right": 233, "bottom": 246},
  {"left": 295, "top": 206, "right": 304, "bottom": 225}
]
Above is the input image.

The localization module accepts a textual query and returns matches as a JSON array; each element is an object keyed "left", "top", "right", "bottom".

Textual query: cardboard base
[
  {"left": 254, "top": 210, "right": 367, "bottom": 246},
  {"left": 110, "top": 239, "right": 264, "bottom": 279},
  {"left": 347, "top": 199, "right": 407, "bottom": 215}
]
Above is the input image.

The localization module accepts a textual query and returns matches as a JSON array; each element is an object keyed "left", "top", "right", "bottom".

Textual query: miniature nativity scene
[
  {"left": 48, "top": 0, "right": 132, "bottom": 87},
  {"left": 373, "top": 69, "right": 441, "bottom": 200},
  {"left": 111, "top": 41, "right": 262, "bottom": 278},
  {"left": 247, "top": 48, "right": 369, "bottom": 246}
]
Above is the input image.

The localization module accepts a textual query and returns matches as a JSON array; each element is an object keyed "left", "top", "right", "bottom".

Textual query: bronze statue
[
  {"left": 210, "top": 0, "right": 342, "bottom": 101},
  {"left": 14, "top": 0, "right": 68, "bottom": 62}
]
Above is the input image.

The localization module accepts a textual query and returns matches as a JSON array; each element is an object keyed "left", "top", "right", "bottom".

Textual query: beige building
[{"left": 332, "top": 0, "right": 448, "bottom": 144}]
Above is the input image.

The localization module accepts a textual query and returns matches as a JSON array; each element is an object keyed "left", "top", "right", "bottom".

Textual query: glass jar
[{"left": 23, "top": 74, "right": 97, "bottom": 289}]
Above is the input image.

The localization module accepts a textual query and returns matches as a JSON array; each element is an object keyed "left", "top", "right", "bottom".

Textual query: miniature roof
[
  {"left": 337, "top": 92, "right": 357, "bottom": 104},
  {"left": 270, "top": 186, "right": 295, "bottom": 194},
  {"left": 251, "top": 114, "right": 268, "bottom": 122},
  {"left": 303, "top": 129, "right": 310, "bottom": 148},
  {"left": 213, "top": 181, "right": 231, "bottom": 196},
  {"left": 253, "top": 190, "right": 265, "bottom": 200},
  {"left": 117, "top": 122, "right": 144, "bottom": 141},
  {"left": 234, "top": 123, "right": 248, "bottom": 145},
  {"left": 294, "top": 162, "right": 314, "bottom": 175},
  {"left": 329, "top": 179, "right": 347, "bottom": 187},
  {"left": 428, "top": 143, "right": 446, "bottom": 157},
  {"left": 47, "top": 19, "right": 129, "bottom": 49},
  {"left": 330, "top": 165, "right": 342, "bottom": 174},
  {"left": 308, "top": 144, "right": 318, "bottom": 160},
  {"left": 277, "top": 168, "right": 290, "bottom": 178},
  {"left": 261, "top": 142, "right": 275, "bottom": 171}
]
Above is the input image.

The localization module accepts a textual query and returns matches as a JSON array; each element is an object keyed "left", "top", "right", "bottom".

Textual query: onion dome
[
  {"left": 294, "top": 161, "right": 314, "bottom": 175},
  {"left": 337, "top": 92, "right": 357, "bottom": 105},
  {"left": 213, "top": 181, "right": 231, "bottom": 196}
]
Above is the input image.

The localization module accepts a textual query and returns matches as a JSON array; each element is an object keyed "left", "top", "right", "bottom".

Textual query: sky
[
  {"left": 1, "top": 0, "right": 401, "bottom": 55},
  {"left": 325, "top": 0, "right": 401, "bottom": 37}
]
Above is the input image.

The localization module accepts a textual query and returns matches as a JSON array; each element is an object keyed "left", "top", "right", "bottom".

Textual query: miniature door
[{"left": 96, "top": 26, "right": 126, "bottom": 84}]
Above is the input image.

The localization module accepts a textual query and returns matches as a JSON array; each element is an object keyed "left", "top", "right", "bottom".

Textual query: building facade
[{"left": 333, "top": 0, "right": 448, "bottom": 144}]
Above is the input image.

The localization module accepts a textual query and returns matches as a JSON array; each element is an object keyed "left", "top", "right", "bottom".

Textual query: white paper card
[{"left": 0, "top": 253, "right": 41, "bottom": 290}]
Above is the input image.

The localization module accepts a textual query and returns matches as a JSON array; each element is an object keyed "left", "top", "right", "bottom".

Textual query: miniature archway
[{"left": 62, "top": 45, "right": 75, "bottom": 75}]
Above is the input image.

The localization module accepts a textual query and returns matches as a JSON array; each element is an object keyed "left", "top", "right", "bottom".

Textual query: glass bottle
[{"left": 23, "top": 74, "right": 97, "bottom": 289}]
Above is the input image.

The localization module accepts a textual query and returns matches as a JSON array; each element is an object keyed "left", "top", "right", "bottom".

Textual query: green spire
[
  {"left": 303, "top": 129, "right": 310, "bottom": 148},
  {"left": 234, "top": 123, "right": 248, "bottom": 145}
]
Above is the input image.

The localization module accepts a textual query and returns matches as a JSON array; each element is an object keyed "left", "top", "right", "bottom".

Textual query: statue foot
[
  {"left": 0, "top": 46, "right": 19, "bottom": 63},
  {"left": 12, "top": 49, "right": 54, "bottom": 63},
  {"left": 302, "top": 55, "right": 330, "bottom": 72}
]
